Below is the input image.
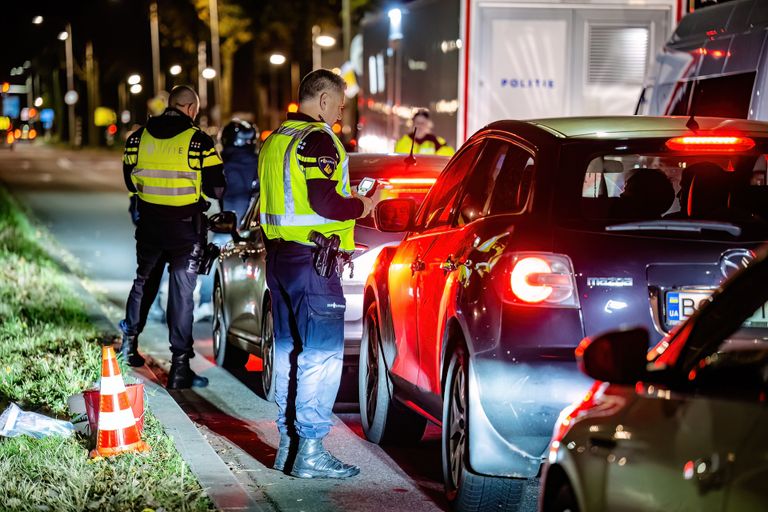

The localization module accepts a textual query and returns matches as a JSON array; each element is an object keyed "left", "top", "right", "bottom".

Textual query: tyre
[
  {"left": 260, "top": 297, "right": 277, "bottom": 402},
  {"left": 212, "top": 280, "right": 248, "bottom": 369},
  {"left": 442, "top": 346, "right": 525, "bottom": 512},
  {"left": 358, "top": 302, "right": 426, "bottom": 445}
]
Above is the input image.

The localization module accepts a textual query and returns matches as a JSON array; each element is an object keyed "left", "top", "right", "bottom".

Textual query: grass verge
[{"left": 0, "top": 186, "right": 213, "bottom": 511}]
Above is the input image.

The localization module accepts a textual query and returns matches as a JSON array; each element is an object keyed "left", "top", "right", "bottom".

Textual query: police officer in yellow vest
[
  {"left": 260, "top": 70, "right": 375, "bottom": 478},
  {"left": 394, "top": 108, "right": 455, "bottom": 156},
  {"left": 120, "top": 85, "right": 225, "bottom": 389}
]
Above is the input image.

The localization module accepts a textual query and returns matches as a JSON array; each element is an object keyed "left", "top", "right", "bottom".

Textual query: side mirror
[
  {"left": 374, "top": 198, "right": 416, "bottom": 232},
  {"left": 576, "top": 327, "right": 648, "bottom": 384},
  {"left": 208, "top": 211, "right": 237, "bottom": 234}
]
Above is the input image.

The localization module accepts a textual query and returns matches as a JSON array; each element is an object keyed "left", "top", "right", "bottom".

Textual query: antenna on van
[{"left": 685, "top": 82, "right": 699, "bottom": 132}]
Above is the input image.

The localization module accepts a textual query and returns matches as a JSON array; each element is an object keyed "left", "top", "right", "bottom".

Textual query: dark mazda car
[
  {"left": 211, "top": 153, "right": 447, "bottom": 399},
  {"left": 359, "top": 117, "right": 768, "bottom": 511}
]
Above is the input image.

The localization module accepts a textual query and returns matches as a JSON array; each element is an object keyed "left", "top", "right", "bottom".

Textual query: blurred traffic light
[
  {"left": 1, "top": 82, "right": 9, "bottom": 93},
  {"left": 287, "top": 102, "right": 299, "bottom": 113}
]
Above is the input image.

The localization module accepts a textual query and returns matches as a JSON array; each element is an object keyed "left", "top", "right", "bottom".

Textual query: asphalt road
[{"left": 0, "top": 143, "right": 539, "bottom": 512}]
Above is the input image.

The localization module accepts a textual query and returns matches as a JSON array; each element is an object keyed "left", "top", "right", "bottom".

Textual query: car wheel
[
  {"left": 260, "top": 298, "right": 277, "bottom": 402},
  {"left": 359, "top": 302, "right": 426, "bottom": 445},
  {"left": 212, "top": 280, "right": 248, "bottom": 369},
  {"left": 442, "top": 346, "right": 525, "bottom": 511}
]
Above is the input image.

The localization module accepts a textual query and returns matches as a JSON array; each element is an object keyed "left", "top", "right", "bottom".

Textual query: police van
[{"left": 639, "top": 0, "right": 768, "bottom": 119}]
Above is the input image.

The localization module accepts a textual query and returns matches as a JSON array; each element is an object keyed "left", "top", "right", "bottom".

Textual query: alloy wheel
[
  {"left": 365, "top": 313, "right": 380, "bottom": 425},
  {"left": 261, "top": 307, "right": 275, "bottom": 398},
  {"left": 448, "top": 360, "right": 467, "bottom": 490},
  {"left": 212, "top": 283, "right": 224, "bottom": 360}
]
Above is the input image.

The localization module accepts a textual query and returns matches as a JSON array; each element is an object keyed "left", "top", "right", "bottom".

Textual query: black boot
[
  {"left": 290, "top": 437, "right": 360, "bottom": 479},
  {"left": 119, "top": 333, "right": 145, "bottom": 367},
  {"left": 273, "top": 433, "right": 292, "bottom": 472},
  {"left": 167, "top": 353, "right": 208, "bottom": 389}
]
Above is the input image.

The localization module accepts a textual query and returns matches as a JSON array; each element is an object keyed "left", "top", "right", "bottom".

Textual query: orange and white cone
[{"left": 89, "top": 346, "right": 150, "bottom": 458}]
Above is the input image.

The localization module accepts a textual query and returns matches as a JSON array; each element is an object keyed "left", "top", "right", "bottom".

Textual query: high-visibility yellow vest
[
  {"left": 394, "top": 134, "right": 455, "bottom": 156},
  {"left": 131, "top": 128, "right": 202, "bottom": 207},
  {"left": 259, "top": 119, "right": 356, "bottom": 251}
]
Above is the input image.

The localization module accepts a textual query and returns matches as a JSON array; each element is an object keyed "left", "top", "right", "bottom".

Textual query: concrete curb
[{"left": 64, "top": 262, "right": 266, "bottom": 512}]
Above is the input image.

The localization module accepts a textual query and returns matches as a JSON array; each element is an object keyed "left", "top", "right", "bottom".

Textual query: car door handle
[
  {"left": 410, "top": 258, "right": 425, "bottom": 274},
  {"left": 589, "top": 437, "right": 617, "bottom": 450}
]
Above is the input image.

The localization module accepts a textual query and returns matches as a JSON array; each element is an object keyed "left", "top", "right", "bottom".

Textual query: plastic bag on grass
[{"left": 0, "top": 403, "right": 75, "bottom": 439}]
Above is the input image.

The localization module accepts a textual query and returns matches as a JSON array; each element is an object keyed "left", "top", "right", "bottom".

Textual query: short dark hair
[
  {"left": 298, "top": 69, "right": 346, "bottom": 102},
  {"left": 413, "top": 108, "right": 430, "bottom": 121},
  {"left": 169, "top": 85, "right": 198, "bottom": 108}
]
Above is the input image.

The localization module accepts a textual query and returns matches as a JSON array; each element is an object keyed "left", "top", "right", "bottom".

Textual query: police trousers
[
  {"left": 265, "top": 240, "right": 345, "bottom": 439},
  {"left": 121, "top": 239, "right": 200, "bottom": 357}
]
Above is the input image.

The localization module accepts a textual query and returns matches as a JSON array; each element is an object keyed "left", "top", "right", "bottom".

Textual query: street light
[
  {"left": 269, "top": 53, "right": 286, "bottom": 65},
  {"left": 202, "top": 67, "right": 216, "bottom": 80},
  {"left": 312, "top": 25, "right": 337, "bottom": 70},
  {"left": 34, "top": 97, "right": 43, "bottom": 107},
  {"left": 130, "top": 84, "right": 143, "bottom": 94},
  {"left": 128, "top": 74, "right": 141, "bottom": 85},
  {"left": 58, "top": 31, "right": 68, "bottom": 41},
  {"left": 32, "top": 15, "right": 43, "bottom": 25},
  {"left": 169, "top": 64, "right": 182, "bottom": 76}
]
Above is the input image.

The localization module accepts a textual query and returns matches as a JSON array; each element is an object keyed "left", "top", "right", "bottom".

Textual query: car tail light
[
  {"left": 6, "top": 132, "right": 13, "bottom": 144},
  {"left": 378, "top": 177, "right": 437, "bottom": 200},
  {"left": 665, "top": 135, "right": 755, "bottom": 152},
  {"left": 503, "top": 253, "right": 579, "bottom": 307}
]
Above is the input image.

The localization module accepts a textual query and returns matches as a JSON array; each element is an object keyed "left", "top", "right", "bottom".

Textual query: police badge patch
[{"left": 317, "top": 156, "right": 337, "bottom": 177}]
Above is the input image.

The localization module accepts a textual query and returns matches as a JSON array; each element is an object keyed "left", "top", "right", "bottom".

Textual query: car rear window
[{"left": 566, "top": 144, "right": 768, "bottom": 240}]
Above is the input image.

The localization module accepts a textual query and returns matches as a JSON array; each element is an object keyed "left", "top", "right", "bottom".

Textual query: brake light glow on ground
[
  {"left": 510, "top": 257, "right": 553, "bottom": 303},
  {"left": 666, "top": 136, "right": 755, "bottom": 152}
]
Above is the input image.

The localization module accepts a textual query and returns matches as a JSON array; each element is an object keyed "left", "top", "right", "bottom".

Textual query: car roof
[
  {"left": 348, "top": 153, "right": 449, "bottom": 179},
  {"left": 485, "top": 116, "right": 768, "bottom": 140}
]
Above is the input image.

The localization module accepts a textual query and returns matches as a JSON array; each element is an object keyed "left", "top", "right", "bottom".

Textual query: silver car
[
  {"left": 212, "top": 153, "right": 448, "bottom": 399},
  {"left": 540, "top": 246, "right": 768, "bottom": 512}
]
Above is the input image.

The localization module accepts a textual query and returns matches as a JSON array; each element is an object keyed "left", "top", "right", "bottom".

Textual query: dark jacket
[{"left": 221, "top": 146, "right": 259, "bottom": 224}]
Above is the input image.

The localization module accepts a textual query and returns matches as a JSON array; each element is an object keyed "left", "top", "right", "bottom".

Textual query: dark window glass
[
  {"left": 690, "top": 72, "right": 755, "bottom": 118},
  {"left": 418, "top": 142, "right": 482, "bottom": 230},
  {"left": 454, "top": 140, "right": 535, "bottom": 225}
]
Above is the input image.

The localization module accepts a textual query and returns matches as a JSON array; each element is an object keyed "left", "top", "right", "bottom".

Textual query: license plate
[{"left": 666, "top": 291, "right": 768, "bottom": 328}]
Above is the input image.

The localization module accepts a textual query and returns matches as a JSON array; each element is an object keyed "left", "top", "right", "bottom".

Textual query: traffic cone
[{"left": 89, "top": 346, "right": 150, "bottom": 458}]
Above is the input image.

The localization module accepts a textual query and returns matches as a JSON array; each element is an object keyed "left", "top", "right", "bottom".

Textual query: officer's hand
[{"left": 357, "top": 195, "right": 376, "bottom": 218}]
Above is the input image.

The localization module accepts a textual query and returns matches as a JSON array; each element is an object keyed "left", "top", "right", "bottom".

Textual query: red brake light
[
  {"left": 387, "top": 178, "right": 437, "bottom": 186},
  {"left": 666, "top": 136, "right": 755, "bottom": 152},
  {"left": 504, "top": 253, "right": 579, "bottom": 307},
  {"left": 510, "top": 257, "right": 554, "bottom": 303}
]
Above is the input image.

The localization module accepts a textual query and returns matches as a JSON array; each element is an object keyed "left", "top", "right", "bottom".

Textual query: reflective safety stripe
[
  {"left": 99, "top": 375, "right": 127, "bottom": 396},
  {"left": 97, "top": 409, "right": 137, "bottom": 431},
  {"left": 261, "top": 212, "right": 335, "bottom": 226},
  {"left": 136, "top": 183, "right": 197, "bottom": 196},
  {"left": 132, "top": 168, "right": 198, "bottom": 180}
]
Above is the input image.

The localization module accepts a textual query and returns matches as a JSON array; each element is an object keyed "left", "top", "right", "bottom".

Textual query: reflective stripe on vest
[
  {"left": 259, "top": 119, "right": 355, "bottom": 250},
  {"left": 132, "top": 128, "right": 201, "bottom": 207}
]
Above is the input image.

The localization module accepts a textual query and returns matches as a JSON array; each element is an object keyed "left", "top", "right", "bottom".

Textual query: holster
[
  {"left": 308, "top": 231, "right": 341, "bottom": 278},
  {"left": 194, "top": 212, "right": 220, "bottom": 275}
]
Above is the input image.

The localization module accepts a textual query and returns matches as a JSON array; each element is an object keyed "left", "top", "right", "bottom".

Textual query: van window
[{"left": 665, "top": 72, "right": 755, "bottom": 118}]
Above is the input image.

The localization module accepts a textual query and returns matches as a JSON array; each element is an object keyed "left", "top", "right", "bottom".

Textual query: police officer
[
  {"left": 394, "top": 108, "right": 455, "bottom": 156},
  {"left": 219, "top": 119, "right": 259, "bottom": 224},
  {"left": 120, "top": 85, "right": 225, "bottom": 390},
  {"left": 260, "top": 69, "right": 374, "bottom": 478}
]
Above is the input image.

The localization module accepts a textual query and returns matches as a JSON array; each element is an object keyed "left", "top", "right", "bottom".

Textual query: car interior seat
[
  {"left": 614, "top": 168, "right": 675, "bottom": 219},
  {"left": 686, "top": 163, "right": 732, "bottom": 219}
]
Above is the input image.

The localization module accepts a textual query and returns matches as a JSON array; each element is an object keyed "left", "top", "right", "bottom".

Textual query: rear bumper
[{"left": 467, "top": 356, "right": 593, "bottom": 478}]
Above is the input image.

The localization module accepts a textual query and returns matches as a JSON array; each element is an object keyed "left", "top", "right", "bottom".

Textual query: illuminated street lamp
[
  {"left": 127, "top": 74, "right": 141, "bottom": 86},
  {"left": 202, "top": 67, "right": 216, "bottom": 80},
  {"left": 169, "top": 64, "right": 182, "bottom": 76},
  {"left": 130, "top": 83, "right": 143, "bottom": 95},
  {"left": 32, "top": 16, "right": 43, "bottom": 25},
  {"left": 34, "top": 97, "right": 43, "bottom": 107},
  {"left": 58, "top": 31, "right": 68, "bottom": 41},
  {"left": 312, "top": 26, "right": 337, "bottom": 70},
  {"left": 269, "top": 53, "right": 286, "bottom": 66}
]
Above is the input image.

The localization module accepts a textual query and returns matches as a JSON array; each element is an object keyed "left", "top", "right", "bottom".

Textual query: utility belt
[{"left": 308, "top": 230, "right": 353, "bottom": 279}]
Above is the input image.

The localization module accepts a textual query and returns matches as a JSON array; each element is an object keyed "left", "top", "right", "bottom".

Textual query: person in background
[
  {"left": 120, "top": 85, "right": 225, "bottom": 389},
  {"left": 219, "top": 119, "right": 259, "bottom": 225},
  {"left": 394, "top": 108, "right": 455, "bottom": 156}
]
